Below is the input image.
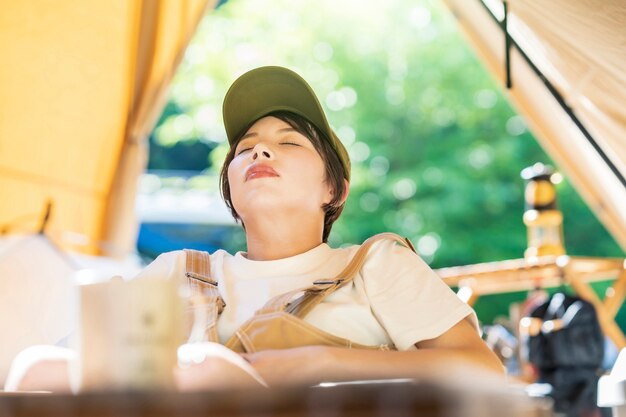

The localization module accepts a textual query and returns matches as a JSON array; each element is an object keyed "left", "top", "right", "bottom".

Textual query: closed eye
[
  {"left": 281, "top": 142, "right": 300, "bottom": 146},
  {"left": 236, "top": 147, "right": 252, "bottom": 155}
]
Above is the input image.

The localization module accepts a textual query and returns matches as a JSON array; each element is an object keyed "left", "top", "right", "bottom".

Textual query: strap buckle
[
  {"left": 185, "top": 272, "right": 218, "bottom": 286},
  {"left": 312, "top": 279, "right": 343, "bottom": 286}
]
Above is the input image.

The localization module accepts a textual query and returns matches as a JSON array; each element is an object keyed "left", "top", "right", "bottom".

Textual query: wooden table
[
  {"left": 0, "top": 378, "right": 551, "bottom": 417},
  {"left": 436, "top": 255, "right": 626, "bottom": 348}
]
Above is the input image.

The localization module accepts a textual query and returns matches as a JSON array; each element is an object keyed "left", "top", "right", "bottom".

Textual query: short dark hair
[{"left": 219, "top": 110, "right": 347, "bottom": 243}]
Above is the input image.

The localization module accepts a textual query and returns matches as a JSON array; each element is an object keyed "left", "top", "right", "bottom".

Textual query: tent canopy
[
  {"left": 441, "top": 0, "right": 626, "bottom": 250},
  {"left": 0, "top": 0, "right": 213, "bottom": 256}
]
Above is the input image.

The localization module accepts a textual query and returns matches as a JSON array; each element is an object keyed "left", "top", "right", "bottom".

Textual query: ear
[{"left": 323, "top": 179, "right": 350, "bottom": 206}]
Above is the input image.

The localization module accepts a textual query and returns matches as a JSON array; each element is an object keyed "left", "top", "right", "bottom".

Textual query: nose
[{"left": 251, "top": 143, "right": 273, "bottom": 160}]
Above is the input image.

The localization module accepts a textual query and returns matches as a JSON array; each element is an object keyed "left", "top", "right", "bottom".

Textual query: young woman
[
  {"left": 153, "top": 66, "right": 504, "bottom": 389},
  {"left": 7, "top": 66, "right": 503, "bottom": 392}
]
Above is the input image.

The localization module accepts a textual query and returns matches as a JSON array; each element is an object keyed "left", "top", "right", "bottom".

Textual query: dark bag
[
  {"left": 528, "top": 292, "right": 606, "bottom": 417},
  {"left": 528, "top": 292, "right": 604, "bottom": 370}
]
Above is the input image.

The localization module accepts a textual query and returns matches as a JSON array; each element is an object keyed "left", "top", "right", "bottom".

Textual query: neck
[{"left": 241, "top": 213, "right": 325, "bottom": 261}]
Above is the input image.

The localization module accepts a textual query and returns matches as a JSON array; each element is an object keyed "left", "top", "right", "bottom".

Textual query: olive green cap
[{"left": 222, "top": 66, "right": 351, "bottom": 180}]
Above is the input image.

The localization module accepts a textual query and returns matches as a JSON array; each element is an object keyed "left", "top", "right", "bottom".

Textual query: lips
[{"left": 245, "top": 164, "right": 279, "bottom": 181}]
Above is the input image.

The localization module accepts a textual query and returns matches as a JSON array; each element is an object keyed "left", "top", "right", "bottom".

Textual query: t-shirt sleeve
[{"left": 361, "top": 239, "right": 479, "bottom": 351}]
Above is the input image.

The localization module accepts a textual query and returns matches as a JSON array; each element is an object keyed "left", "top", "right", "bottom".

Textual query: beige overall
[{"left": 182, "top": 233, "right": 415, "bottom": 353}]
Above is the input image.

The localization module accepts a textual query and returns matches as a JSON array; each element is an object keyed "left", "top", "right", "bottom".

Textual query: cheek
[
  {"left": 296, "top": 159, "right": 331, "bottom": 198},
  {"left": 227, "top": 158, "right": 242, "bottom": 184},
  {"left": 311, "top": 160, "right": 329, "bottom": 186},
  {"left": 227, "top": 160, "right": 243, "bottom": 197}
]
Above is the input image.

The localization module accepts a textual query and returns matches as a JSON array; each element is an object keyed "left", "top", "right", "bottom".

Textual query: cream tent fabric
[
  {"left": 0, "top": 0, "right": 213, "bottom": 256},
  {"left": 441, "top": 0, "right": 626, "bottom": 250}
]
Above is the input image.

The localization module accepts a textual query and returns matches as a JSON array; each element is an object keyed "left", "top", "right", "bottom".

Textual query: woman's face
[{"left": 227, "top": 116, "right": 334, "bottom": 224}]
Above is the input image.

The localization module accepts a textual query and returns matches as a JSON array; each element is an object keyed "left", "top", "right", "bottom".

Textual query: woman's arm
[
  {"left": 4, "top": 345, "right": 76, "bottom": 392},
  {"left": 175, "top": 342, "right": 267, "bottom": 391},
  {"left": 243, "top": 319, "right": 505, "bottom": 387}
]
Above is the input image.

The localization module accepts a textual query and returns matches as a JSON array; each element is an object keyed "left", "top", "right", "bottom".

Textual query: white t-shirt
[{"left": 136, "top": 239, "right": 478, "bottom": 351}]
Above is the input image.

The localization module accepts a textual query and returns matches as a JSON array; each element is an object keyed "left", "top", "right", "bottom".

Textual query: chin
[
  {"left": 234, "top": 195, "right": 283, "bottom": 216},
  {"left": 238, "top": 198, "right": 314, "bottom": 220}
]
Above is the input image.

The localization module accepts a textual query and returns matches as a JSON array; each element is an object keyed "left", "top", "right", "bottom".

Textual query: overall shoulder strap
[
  {"left": 183, "top": 249, "right": 226, "bottom": 343},
  {"left": 255, "top": 233, "right": 415, "bottom": 317},
  {"left": 319, "top": 232, "right": 415, "bottom": 288},
  {"left": 185, "top": 249, "right": 215, "bottom": 284},
  {"left": 289, "top": 233, "right": 415, "bottom": 317}
]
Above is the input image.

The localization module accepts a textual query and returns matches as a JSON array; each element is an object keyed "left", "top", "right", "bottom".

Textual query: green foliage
[{"left": 148, "top": 0, "right": 624, "bottom": 321}]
